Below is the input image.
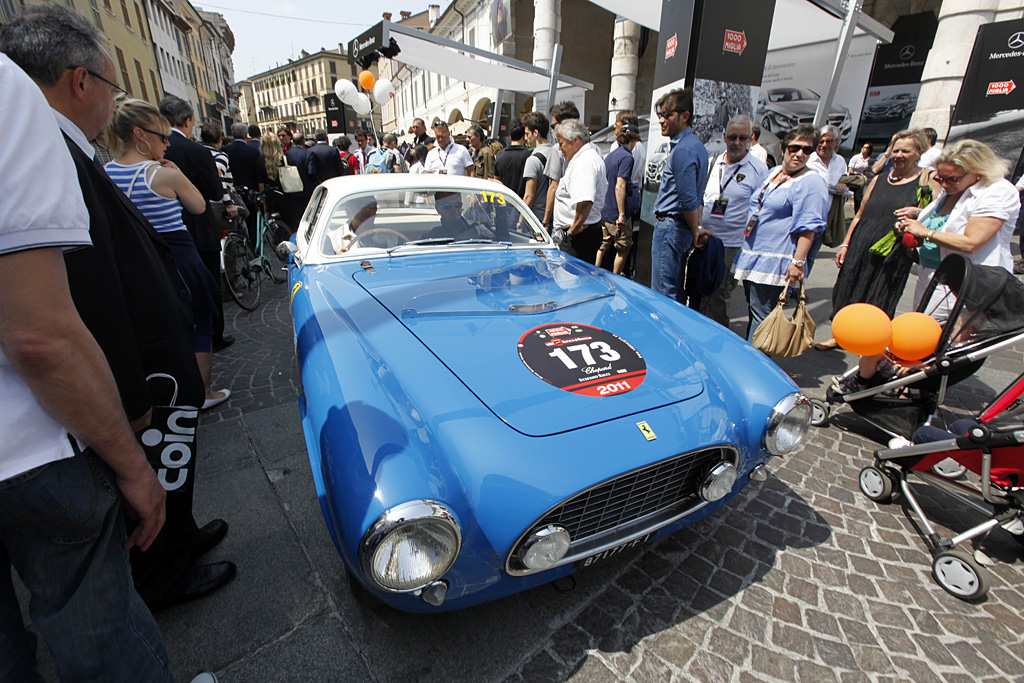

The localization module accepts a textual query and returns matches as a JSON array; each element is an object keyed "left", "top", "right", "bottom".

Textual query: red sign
[
  {"left": 986, "top": 80, "right": 1017, "bottom": 95},
  {"left": 666, "top": 33, "right": 678, "bottom": 60},
  {"left": 723, "top": 30, "right": 747, "bottom": 55}
]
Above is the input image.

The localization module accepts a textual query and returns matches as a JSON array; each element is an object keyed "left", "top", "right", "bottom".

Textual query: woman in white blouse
[{"left": 900, "top": 139, "right": 1021, "bottom": 319}]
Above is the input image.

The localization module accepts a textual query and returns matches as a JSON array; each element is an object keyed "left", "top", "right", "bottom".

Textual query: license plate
[{"left": 577, "top": 533, "right": 654, "bottom": 568}]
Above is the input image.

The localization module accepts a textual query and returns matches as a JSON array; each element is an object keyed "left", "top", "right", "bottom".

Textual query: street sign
[
  {"left": 986, "top": 80, "right": 1017, "bottom": 95},
  {"left": 723, "top": 30, "right": 747, "bottom": 55}
]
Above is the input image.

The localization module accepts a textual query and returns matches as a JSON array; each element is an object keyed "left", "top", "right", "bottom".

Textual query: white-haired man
[{"left": 552, "top": 119, "right": 607, "bottom": 264}]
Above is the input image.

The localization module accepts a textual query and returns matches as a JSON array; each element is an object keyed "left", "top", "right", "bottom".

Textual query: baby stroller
[
  {"left": 857, "top": 372, "right": 1024, "bottom": 600},
  {"left": 809, "top": 254, "right": 1024, "bottom": 449}
]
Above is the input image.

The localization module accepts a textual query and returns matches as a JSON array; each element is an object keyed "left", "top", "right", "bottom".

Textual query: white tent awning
[{"left": 382, "top": 22, "right": 592, "bottom": 95}]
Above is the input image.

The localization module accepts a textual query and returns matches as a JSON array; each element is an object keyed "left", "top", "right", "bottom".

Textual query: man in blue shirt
[
  {"left": 596, "top": 124, "right": 640, "bottom": 274},
  {"left": 651, "top": 88, "right": 710, "bottom": 303}
]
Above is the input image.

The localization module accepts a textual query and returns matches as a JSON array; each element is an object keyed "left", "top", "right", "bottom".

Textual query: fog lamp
[
  {"left": 700, "top": 462, "right": 737, "bottom": 502},
  {"left": 519, "top": 525, "right": 571, "bottom": 571}
]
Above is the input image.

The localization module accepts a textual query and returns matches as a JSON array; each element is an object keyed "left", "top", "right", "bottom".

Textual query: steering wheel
[{"left": 348, "top": 228, "right": 408, "bottom": 250}]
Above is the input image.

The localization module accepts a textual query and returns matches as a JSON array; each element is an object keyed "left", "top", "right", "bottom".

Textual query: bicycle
[{"left": 222, "top": 189, "right": 291, "bottom": 310}]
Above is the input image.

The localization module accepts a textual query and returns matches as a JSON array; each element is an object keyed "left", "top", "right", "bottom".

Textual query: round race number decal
[{"left": 517, "top": 324, "right": 646, "bottom": 397}]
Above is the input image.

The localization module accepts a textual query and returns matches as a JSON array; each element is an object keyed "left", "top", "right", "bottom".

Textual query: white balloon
[
  {"left": 334, "top": 79, "right": 358, "bottom": 105},
  {"left": 352, "top": 93, "right": 372, "bottom": 115},
  {"left": 372, "top": 79, "right": 395, "bottom": 103}
]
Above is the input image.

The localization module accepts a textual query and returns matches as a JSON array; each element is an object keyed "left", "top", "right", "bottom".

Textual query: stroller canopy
[{"left": 922, "top": 254, "right": 1024, "bottom": 351}]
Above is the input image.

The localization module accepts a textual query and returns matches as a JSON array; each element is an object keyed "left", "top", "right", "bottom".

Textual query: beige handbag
[
  {"left": 752, "top": 285, "right": 816, "bottom": 357},
  {"left": 279, "top": 155, "right": 303, "bottom": 194}
]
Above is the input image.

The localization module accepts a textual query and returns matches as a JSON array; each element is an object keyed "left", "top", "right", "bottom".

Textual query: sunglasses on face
[
  {"left": 656, "top": 110, "right": 681, "bottom": 120},
  {"left": 786, "top": 144, "right": 815, "bottom": 155},
  {"left": 726, "top": 134, "right": 750, "bottom": 142},
  {"left": 139, "top": 127, "right": 169, "bottom": 144},
  {"left": 934, "top": 174, "right": 966, "bottom": 185},
  {"left": 438, "top": 201, "right": 463, "bottom": 210}
]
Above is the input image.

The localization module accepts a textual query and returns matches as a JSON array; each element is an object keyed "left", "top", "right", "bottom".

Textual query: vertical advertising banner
[
  {"left": 756, "top": 34, "right": 876, "bottom": 156},
  {"left": 857, "top": 39, "right": 931, "bottom": 143},
  {"left": 946, "top": 18, "right": 1024, "bottom": 174}
]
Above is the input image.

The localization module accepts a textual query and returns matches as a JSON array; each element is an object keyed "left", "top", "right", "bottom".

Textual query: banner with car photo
[
  {"left": 636, "top": 0, "right": 775, "bottom": 286},
  {"left": 756, "top": 33, "right": 876, "bottom": 157},
  {"left": 944, "top": 18, "right": 1024, "bottom": 179},
  {"left": 857, "top": 39, "right": 932, "bottom": 144}
]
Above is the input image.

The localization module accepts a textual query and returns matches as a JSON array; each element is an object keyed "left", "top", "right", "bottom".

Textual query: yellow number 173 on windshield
[{"left": 479, "top": 190, "right": 506, "bottom": 205}]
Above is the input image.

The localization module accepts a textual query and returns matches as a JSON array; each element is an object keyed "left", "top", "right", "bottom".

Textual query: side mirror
[{"left": 277, "top": 241, "right": 298, "bottom": 261}]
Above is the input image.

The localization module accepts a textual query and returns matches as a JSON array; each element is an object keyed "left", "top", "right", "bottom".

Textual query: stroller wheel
[
  {"left": 859, "top": 466, "right": 894, "bottom": 503},
  {"left": 932, "top": 549, "right": 989, "bottom": 601},
  {"left": 931, "top": 458, "right": 968, "bottom": 479},
  {"left": 809, "top": 399, "right": 830, "bottom": 427}
]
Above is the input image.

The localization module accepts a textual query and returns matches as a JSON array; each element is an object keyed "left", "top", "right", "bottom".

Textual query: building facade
[
  {"left": 243, "top": 47, "right": 361, "bottom": 137},
  {"left": 2, "top": 0, "right": 164, "bottom": 106}
]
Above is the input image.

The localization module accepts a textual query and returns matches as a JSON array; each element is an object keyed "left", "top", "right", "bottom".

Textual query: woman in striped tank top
[{"left": 105, "top": 100, "right": 230, "bottom": 410}]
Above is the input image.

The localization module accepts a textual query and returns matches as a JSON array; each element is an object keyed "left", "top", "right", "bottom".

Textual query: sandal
[{"left": 814, "top": 339, "right": 840, "bottom": 351}]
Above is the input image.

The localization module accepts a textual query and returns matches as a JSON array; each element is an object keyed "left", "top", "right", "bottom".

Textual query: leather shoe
[
  {"left": 148, "top": 561, "right": 237, "bottom": 611},
  {"left": 213, "top": 334, "right": 235, "bottom": 351},
  {"left": 193, "top": 519, "right": 228, "bottom": 559}
]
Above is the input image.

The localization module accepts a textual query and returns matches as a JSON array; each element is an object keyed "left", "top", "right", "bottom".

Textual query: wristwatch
[
  {"left": 791, "top": 259, "right": 805, "bottom": 267},
  {"left": 925, "top": 230, "right": 935, "bottom": 243}
]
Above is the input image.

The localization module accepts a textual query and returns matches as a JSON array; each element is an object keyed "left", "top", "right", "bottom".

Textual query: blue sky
[{"left": 197, "top": 1, "right": 437, "bottom": 79}]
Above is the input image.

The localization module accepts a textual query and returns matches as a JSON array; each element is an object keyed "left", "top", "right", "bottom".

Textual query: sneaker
[
  {"left": 1014, "top": 259, "right": 1024, "bottom": 275},
  {"left": 832, "top": 373, "right": 870, "bottom": 395}
]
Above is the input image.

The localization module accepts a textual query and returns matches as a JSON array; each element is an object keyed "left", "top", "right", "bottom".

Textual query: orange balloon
[
  {"left": 890, "top": 312, "right": 942, "bottom": 361},
  {"left": 832, "top": 303, "right": 892, "bottom": 356},
  {"left": 358, "top": 70, "right": 375, "bottom": 90}
]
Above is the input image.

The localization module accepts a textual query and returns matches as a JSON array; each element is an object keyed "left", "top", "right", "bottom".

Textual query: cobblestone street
[{"left": 157, "top": 249, "right": 1024, "bottom": 683}]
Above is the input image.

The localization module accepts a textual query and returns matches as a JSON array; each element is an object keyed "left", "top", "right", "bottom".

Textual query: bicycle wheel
[
  {"left": 263, "top": 219, "right": 291, "bottom": 284},
  {"left": 222, "top": 234, "right": 261, "bottom": 310}
]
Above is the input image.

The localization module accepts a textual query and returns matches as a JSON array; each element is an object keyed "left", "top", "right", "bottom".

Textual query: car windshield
[
  {"left": 319, "top": 188, "right": 549, "bottom": 255},
  {"left": 769, "top": 88, "right": 819, "bottom": 102}
]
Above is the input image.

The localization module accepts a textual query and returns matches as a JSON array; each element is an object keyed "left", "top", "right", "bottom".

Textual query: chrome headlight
[
  {"left": 764, "top": 393, "right": 812, "bottom": 456},
  {"left": 359, "top": 500, "right": 461, "bottom": 592}
]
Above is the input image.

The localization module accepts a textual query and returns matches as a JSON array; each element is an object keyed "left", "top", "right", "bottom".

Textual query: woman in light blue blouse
[{"left": 733, "top": 124, "right": 830, "bottom": 343}]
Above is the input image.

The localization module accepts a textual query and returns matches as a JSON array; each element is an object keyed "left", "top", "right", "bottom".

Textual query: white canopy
[{"left": 381, "top": 22, "right": 592, "bottom": 95}]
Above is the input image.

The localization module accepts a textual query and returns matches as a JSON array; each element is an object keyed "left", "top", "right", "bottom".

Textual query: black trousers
[
  {"left": 198, "top": 249, "right": 225, "bottom": 343},
  {"left": 570, "top": 222, "right": 604, "bottom": 265}
]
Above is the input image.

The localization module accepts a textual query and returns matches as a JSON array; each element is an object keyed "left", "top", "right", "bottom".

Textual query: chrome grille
[{"left": 534, "top": 447, "right": 726, "bottom": 541}]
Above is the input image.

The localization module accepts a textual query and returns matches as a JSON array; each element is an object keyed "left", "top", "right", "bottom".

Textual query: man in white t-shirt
[
  {"left": 0, "top": 46, "right": 170, "bottom": 681},
  {"left": 425, "top": 121, "right": 474, "bottom": 176},
  {"left": 552, "top": 119, "right": 607, "bottom": 264},
  {"left": 806, "top": 124, "right": 848, "bottom": 275},
  {"left": 918, "top": 128, "right": 941, "bottom": 170},
  {"left": 700, "top": 115, "right": 769, "bottom": 328}
]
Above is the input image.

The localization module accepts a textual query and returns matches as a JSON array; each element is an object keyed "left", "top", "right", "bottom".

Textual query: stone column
[
  {"left": 608, "top": 18, "right": 642, "bottom": 126},
  {"left": 534, "top": 0, "right": 562, "bottom": 73},
  {"left": 910, "top": 0, "right": 1024, "bottom": 141}
]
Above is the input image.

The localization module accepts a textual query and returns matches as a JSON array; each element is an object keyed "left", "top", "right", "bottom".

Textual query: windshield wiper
[
  {"left": 448, "top": 239, "right": 512, "bottom": 246},
  {"left": 405, "top": 237, "right": 456, "bottom": 246}
]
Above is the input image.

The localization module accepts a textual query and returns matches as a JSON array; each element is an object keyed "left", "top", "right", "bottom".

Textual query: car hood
[
  {"left": 352, "top": 250, "right": 705, "bottom": 437},
  {"left": 769, "top": 100, "right": 820, "bottom": 117}
]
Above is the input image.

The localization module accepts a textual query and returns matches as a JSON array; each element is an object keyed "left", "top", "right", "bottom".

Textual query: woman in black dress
[{"left": 815, "top": 129, "right": 938, "bottom": 350}]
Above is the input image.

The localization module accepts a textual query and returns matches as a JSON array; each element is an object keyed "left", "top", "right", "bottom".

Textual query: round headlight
[
  {"left": 519, "top": 525, "right": 571, "bottom": 571},
  {"left": 765, "top": 393, "right": 812, "bottom": 455},
  {"left": 700, "top": 462, "right": 737, "bottom": 502},
  {"left": 361, "top": 501, "right": 461, "bottom": 592}
]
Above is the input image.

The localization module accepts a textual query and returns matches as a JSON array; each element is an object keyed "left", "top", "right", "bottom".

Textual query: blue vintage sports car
[{"left": 283, "top": 174, "right": 810, "bottom": 612}]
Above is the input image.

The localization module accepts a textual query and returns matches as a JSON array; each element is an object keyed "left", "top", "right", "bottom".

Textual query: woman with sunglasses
[
  {"left": 733, "top": 124, "right": 829, "bottom": 343},
  {"left": 901, "top": 139, "right": 1021, "bottom": 320},
  {"left": 814, "top": 129, "right": 935, "bottom": 351},
  {"left": 105, "top": 99, "right": 229, "bottom": 409}
]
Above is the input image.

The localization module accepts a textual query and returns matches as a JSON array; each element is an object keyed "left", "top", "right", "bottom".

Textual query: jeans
[
  {"left": 0, "top": 451, "right": 173, "bottom": 683},
  {"left": 651, "top": 215, "right": 693, "bottom": 304},
  {"left": 744, "top": 280, "right": 785, "bottom": 343}
]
